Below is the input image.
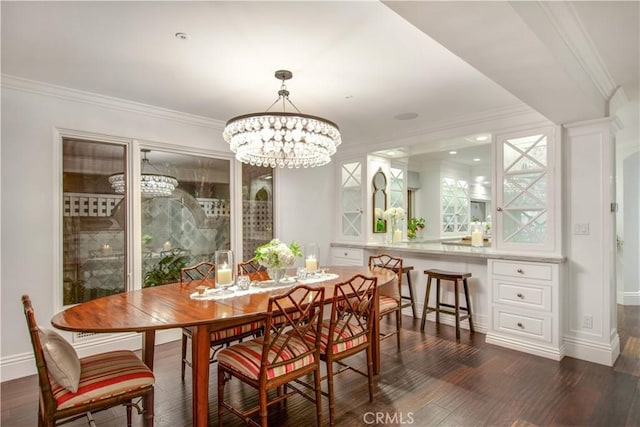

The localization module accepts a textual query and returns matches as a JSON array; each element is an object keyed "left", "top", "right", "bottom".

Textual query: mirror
[{"left": 372, "top": 168, "right": 387, "bottom": 233}]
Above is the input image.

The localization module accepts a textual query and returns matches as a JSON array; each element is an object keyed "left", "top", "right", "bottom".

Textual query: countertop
[{"left": 331, "top": 241, "right": 566, "bottom": 264}]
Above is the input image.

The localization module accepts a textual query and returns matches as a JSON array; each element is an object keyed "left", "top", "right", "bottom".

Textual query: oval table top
[{"left": 51, "top": 265, "right": 396, "bottom": 333}]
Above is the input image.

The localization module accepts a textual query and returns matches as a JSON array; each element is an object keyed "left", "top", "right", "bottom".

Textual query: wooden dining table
[{"left": 51, "top": 265, "right": 396, "bottom": 427}]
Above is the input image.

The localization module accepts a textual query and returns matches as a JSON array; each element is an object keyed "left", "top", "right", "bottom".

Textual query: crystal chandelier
[
  {"left": 223, "top": 70, "right": 341, "bottom": 168},
  {"left": 108, "top": 150, "right": 178, "bottom": 197}
]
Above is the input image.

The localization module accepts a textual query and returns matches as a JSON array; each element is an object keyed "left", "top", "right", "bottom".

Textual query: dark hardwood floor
[{"left": 3, "top": 306, "right": 638, "bottom": 426}]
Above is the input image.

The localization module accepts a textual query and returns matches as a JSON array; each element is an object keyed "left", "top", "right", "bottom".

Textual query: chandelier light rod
[{"left": 223, "top": 69, "right": 341, "bottom": 169}]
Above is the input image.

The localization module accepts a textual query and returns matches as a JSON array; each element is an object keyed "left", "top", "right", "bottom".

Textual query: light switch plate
[{"left": 573, "top": 223, "right": 590, "bottom": 235}]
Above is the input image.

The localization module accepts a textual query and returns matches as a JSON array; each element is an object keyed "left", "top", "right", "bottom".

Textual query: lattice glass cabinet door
[
  {"left": 441, "top": 177, "right": 469, "bottom": 234},
  {"left": 339, "top": 161, "right": 363, "bottom": 240},
  {"left": 496, "top": 127, "right": 555, "bottom": 251}
]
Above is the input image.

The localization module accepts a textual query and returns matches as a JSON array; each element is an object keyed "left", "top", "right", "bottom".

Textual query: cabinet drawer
[
  {"left": 331, "top": 247, "right": 364, "bottom": 266},
  {"left": 493, "top": 308, "right": 551, "bottom": 343},
  {"left": 494, "top": 280, "right": 551, "bottom": 311},
  {"left": 491, "top": 260, "right": 553, "bottom": 281}
]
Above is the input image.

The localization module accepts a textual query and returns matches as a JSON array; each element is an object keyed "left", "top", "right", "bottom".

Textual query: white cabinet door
[
  {"left": 338, "top": 160, "right": 364, "bottom": 241},
  {"left": 495, "top": 126, "right": 557, "bottom": 252}
]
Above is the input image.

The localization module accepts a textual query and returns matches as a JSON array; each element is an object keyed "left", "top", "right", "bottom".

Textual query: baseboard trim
[
  {"left": 1, "top": 329, "right": 181, "bottom": 382},
  {"left": 563, "top": 333, "right": 620, "bottom": 366},
  {"left": 617, "top": 291, "right": 640, "bottom": 306},
  {"left": 485, "top": 333, "right": 564, "bottom": 361}
]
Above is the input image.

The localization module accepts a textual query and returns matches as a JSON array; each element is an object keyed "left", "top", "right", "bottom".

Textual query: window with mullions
[{"left": 62, "top": 138, "right": 232, "bottom": 305}]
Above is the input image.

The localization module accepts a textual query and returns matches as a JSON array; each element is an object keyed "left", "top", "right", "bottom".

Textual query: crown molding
[
  {"left": 537, "top": 1, "right": 618, "bottom": 101},
  {"left": 1, "top": 74, "right": 225, "bottom": 130}
]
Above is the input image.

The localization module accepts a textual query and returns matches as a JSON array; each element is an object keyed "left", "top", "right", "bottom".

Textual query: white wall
[
  {"left": 1, "top": 78, "right": 337, "bottom": 381},
  {"left": 275, "top": 166, "right": 335, "bottom": 268},
  {"left": 623, "top": 152, "right": 640, "bottom": 304}
]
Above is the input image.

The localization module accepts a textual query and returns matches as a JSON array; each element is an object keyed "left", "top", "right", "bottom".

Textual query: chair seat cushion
[
  {"left": 305, "top": 320, "right": 367, "bottom": 355},
  {"left": 210, "top": 322, "right": 262, "bottom": 342},
  {"left": 218, "top": 336, "right": 315, "bottom": 380},
  {"left": 379, "top": 296, "right": 399, "bottom": 314},
  {"left": 52, "top": 350, "right": 154, "bottom": 410}
]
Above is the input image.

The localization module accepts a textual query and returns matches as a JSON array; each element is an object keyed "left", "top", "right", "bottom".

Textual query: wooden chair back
[
  {"left": 262, "top": 285, "right": 325, "bottom": 381},
  {"left": 331, "top": 275, "right": 378, "bottom": 349},
  {"left": 368, "top": 253, "right": 403, "bottom": 298},
  {"left": 22, "top": 295, "right": 57, "bottom": 420},
  {"left": 237, "top": 258, "right": 269, "bottom": 281},
  {"left": 180, "top": 261, "right": 215, "bottom": 284}
]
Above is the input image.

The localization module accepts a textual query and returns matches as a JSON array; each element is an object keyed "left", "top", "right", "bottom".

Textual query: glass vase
[
  {"left": 214, "top": 250, "right": 234, "bottom": 294},
  {"left": 267, "top": 267, "right": 286, "bottom": 284}
]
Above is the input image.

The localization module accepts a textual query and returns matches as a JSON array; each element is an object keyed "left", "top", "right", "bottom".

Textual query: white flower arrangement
[
  {"left": 254, "top": 238, "right": 302, "bottom": 269},
  {"left": 383, "top": 207, "right": 405, "bottom": 231},
  {"left": 383, "top": 207, "right": 405, "bottom": 221}
]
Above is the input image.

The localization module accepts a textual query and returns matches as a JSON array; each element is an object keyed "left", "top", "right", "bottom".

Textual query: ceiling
[{"left": 2, "top": 1, "right": 638, "bottom": 155}]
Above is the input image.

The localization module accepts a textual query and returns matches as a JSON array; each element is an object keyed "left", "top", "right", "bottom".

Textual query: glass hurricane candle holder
[
  {"left": 304, "top": 243, "right": 319, "bottom": 273},
  {"left": 214, "top": 250, "right": 234, "bottom": 294}
]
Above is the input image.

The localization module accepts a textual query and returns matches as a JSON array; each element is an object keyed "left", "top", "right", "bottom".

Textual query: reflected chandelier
[
  {"left": 108, "top": 149, "right": 178, "bottom": 197},
  {"left": 223, "top": 70, "right": 341, "bottom": 168}
]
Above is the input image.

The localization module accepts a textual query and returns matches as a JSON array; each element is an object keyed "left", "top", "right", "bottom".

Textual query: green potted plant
[
  {"left": 407, "top": 217, "right": 426, "bottom": 239},
  {"left": 143, "top": 251, "right": 188, "bottom": 287}
]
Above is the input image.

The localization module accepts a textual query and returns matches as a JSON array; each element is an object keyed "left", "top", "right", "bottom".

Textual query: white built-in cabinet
[
  {"left": 335, "top": 156, "right": 406, "bottom": 243},
  {"left": 486, "top": 259, "right": 562, "bottom": 360},
  {"left": 494, "top": 126, "right": 558, "bottom": 253}
]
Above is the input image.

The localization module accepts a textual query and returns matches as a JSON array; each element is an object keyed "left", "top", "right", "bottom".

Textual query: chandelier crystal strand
[{"left": 223, "top": 70, "right": 341, "bottom": 168}]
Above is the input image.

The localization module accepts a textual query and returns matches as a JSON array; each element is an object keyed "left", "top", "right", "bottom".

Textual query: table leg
[
  {"left": 141, "top": 331, "right": 155, "bottom": 427},
  {"left": 192, "top": 325, "right": 210, "bottom": 427}
]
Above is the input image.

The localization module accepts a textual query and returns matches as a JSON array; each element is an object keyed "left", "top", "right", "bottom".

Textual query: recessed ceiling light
[
  {"left": 476, "top": 135, "right": 489, "bottom": 142},
  {"left": 473, "top": 158, "right": 481, "bottom": 162},
  {"left": 175, "top": 32, "right": 190, "bottom": 40},
  {"left": 449, "top": 151, "right": 457, "bottom": 155},
  {"left": 394, "top": 112, "right": 419, "bottom": 121}
]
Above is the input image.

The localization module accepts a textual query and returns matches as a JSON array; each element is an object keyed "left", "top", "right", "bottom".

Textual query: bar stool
[
  {"left": 388, "top": 266, "right": 417, "bottom": 319},
  {"left": 420, "top": 269, "right": 474, "bottom": 339}
]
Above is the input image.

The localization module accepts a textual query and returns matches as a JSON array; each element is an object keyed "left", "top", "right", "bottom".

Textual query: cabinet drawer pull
[
  {"left": 517, "top": 293, "right": 524, "bottom": 299},
  {"left": 516, "top": 268, "right": 524, "bottom": 274},
  {"left": 517, "top": 322, "right": 524, "bottom": 329},
  {"left": 344, "top": 252, "right": 348, "bottom": 256}
]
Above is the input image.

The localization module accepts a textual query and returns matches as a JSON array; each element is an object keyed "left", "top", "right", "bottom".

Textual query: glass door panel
[
  {"left": 241, "top": 165, "right": 274, "bottom": 262},
  {"left": 62, "top": 139, "right": 126, "bottom": 305},
  {"left": 140, "top": 151, "right": 231, "bottom": 287},
  {"left": 340, "top": 161, "right": 362, "bottom": 239}
]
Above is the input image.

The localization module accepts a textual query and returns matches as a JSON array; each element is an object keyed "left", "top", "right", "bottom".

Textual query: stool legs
[
  {"left": 463, "top": 278, "right": 474, "bottom": 333},
  {"left": 454, "top": 279, "right": 460, "bottom": 339},
  {"left": 421, "top": 273, "right": 474, "bottom": 339},
  {"left": 404, "top": 271, "right": 417, "bottom": 319},
  {"left": 420, "top": 275, "right": 433, "bottom": 331}
]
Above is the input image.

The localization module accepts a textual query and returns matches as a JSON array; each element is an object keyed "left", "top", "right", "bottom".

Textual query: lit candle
[
  {"left": 392, "top": 229, "right": 402, "bottom": 243},
  {"left": 216, "top": 263, "right": 233, "bottom": 285},
  {"left": 163, "top": 241, "right": 171, "bottom": 251},
  {"left": 471, "top": 230, "right": 483, "bottom": 247},
  {"left": 101, "top": 244, "right": 111, "bottom": 255},
  {"left": 305, "top": 256, "right": 318, "bottom": 272}
]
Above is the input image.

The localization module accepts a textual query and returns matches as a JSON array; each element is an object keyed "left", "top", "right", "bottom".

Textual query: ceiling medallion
[{"left": 223, "top": 70, "right": 341, "bottom": 168}]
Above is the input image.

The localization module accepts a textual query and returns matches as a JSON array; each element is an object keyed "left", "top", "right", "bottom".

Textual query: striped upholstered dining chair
[
  {"left": 22, "top": 295, "right": 155, "bottom": 427},
  {"left": 217, "top": 285, "right": 325, "bottom": 427},
  {"left": 368, "top": 253, "right": 403, "bottom": 350},
  {"left": 303, "top": 274, "right": 378, "bottom": 426},
  {"left": 179, "top": 262, "right": 262, "bottom": 380}
]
